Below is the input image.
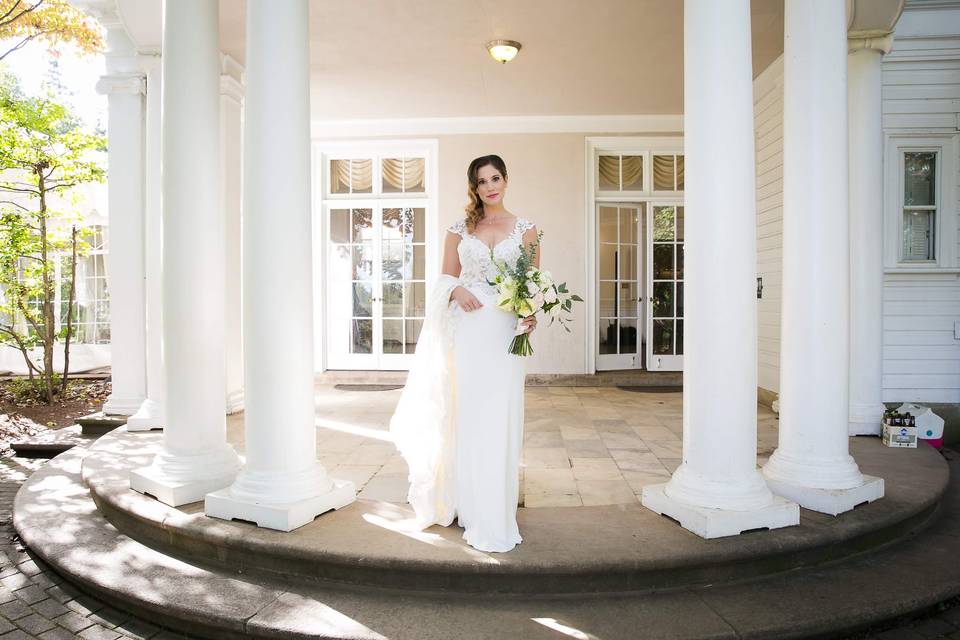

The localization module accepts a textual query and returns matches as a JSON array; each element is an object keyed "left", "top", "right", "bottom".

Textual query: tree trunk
[
  {"left": 37, "top": 170, "right": 54, "bottom": 404},
  {"left": 61, "top": 226, "right": 78, "bottom": 396}
]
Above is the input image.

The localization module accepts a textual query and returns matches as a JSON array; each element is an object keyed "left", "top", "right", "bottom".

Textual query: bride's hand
[
  {"left": 520, "top": 315, "right": 537, "bottom": 334},
  {"left": 451, "top": 286, "right": 482, "bottom": 312}
]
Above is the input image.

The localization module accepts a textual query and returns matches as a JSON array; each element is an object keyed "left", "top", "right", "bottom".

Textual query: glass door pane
[
  {"left": 326, "top": 207, "right": 377, "bottom": 368},
  {"left": 596, "top": 203, "right": 644, "bottom": 371},
  {"left": 646, "top": 205, "right": 684, "bottom": 371},
  {"left": 380, "top": 207, "right": 426, "bottom": 363}
]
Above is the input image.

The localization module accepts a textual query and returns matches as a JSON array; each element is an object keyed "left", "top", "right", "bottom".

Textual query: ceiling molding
[{"left": 310, "top": 115, "right": 683, "bottom": 139}]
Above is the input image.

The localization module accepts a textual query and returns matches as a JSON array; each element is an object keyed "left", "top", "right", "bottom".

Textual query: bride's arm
[
  {"left": 441, "top": 231, "right": 481, "bottom": 311},
  {"left": 441, "top": 230, "right": 462, "bottom": 279}
]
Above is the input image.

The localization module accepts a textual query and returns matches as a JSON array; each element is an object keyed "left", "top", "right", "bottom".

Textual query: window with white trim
[
  {"left": 319, "top": 143, "right": 435, "bottom": 370},
  {"left": 885, "top": 134, "right": 959, "bottom": 271},
  {"left": 8, "top": 224, "right": 110, "bottom": 344},
  {"left": 901, "top": 150, "right": 937, "bottom": 262}
]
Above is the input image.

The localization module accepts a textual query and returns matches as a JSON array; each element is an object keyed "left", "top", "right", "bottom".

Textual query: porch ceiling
[{"left": 116, "top": 0, "right": 785, "bottom": 120}]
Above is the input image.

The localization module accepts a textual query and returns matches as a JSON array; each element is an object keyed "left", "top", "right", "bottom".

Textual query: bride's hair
[{"left": 464, "top": 155, "right": 508, "bottom": 233}]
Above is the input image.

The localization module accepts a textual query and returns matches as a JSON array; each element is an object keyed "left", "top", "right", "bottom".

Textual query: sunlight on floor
[
  {"left": 361, "top": 503, "right": 503, "bottom": 562},
  {"left": 315, "top": 417, "right": 394, "bottom": 442},
  {"left": 531, "top": 617, "right": 601, "bottom": 639}
]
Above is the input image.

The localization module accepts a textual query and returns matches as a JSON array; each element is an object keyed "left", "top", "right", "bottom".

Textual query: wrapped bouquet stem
[{"left": 487, "top": 230, "right": 583, "bottom": 356}]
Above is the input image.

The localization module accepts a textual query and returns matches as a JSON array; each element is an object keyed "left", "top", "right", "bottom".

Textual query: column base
[
  {"left": 103, "top": 394, "right": 146, "bottom": 417},
  {"left": 130, "top": 446, "right": 240, "bottom": 506},
  {"left": 205, "top": 478, "right": 356, "bottom": 532},
  {"left": 849, "top": 402, "right": 885, "bottom": 436},
  {"left": 642, "top": 483, "right": 799, "bottom": 539},
  {"left": 126, "top": 398, "right": 165, "bottom": 432},
  {"left": 130, "top": 466, "right": 237, "bottom": 507},
  {"left": 764, "top": 474, "right": 884, "bottom": 516},
  {"left": 848, "top": 421, "right": 882, "bottom": 437},
  {"left": 225, "top": 388, "right": 244, "bottom": 415}
]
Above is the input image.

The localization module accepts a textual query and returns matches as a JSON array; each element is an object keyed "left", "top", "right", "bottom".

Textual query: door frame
[
  {"left": 585, "top": 136, "right": 684, "bottom": 374},
  {"left": 311, "top": 139, "right": 440, "bottom": 372},
  {"left": 595, "top": 201, "right": 646, "bottom": 371}
]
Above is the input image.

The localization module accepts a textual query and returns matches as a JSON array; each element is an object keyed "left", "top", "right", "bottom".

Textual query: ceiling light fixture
[{"left": 486, "top": 39, "right": 522, "bottom": 64}]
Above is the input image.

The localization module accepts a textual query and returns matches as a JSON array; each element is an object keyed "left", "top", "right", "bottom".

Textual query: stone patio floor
[{"left": 226, "top": 385, "right": 782, "bottom": 508}]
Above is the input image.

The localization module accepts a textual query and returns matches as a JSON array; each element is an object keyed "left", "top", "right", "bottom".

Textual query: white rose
[
  {"left": 532, "top": 291, "right": 545, "bottom": 309},
  {"left": 526, "top": 280, "right": 539, "bottom": 295}
]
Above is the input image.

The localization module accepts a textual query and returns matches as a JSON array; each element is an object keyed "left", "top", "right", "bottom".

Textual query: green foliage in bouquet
[{"left": 486, "top": 229, "right": 583, "bottom": 356}]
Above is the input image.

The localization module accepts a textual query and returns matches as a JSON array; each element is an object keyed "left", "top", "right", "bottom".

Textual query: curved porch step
[
  {"left": 13, "top": 444, "right": 960, "bottom": 640},
  {"left": 81, "top": 428, "right": 947, "bottom": 594}
]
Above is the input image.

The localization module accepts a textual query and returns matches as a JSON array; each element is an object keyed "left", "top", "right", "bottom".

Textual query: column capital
[
  {"left": 220, "top": 53, "right": 245, "bottom": 103},
  {"left": 138, "top": 53, "right": 161, "bottom": 74},
  {"left": 848, "top": 31, "right": 894, "bottom": 55},
  {"left": 96, "top": 72, "right": 146, "bottom": 96}
]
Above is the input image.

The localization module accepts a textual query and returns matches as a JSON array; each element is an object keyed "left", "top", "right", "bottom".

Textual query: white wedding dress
[{"left": 389, "top": 216, "right": 534, "bottom": 553}]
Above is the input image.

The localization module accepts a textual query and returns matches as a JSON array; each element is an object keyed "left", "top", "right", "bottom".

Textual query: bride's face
[{"left": 475, "top": 164, "right": 507, "bottom": 206}]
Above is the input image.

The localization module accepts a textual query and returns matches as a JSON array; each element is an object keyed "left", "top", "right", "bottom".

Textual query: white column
[
  {"left": 640, "top": 0, "right": 799, "bottom": 539},
  {"left": 97, "top": 24, "right": 147, "bottom": 416},
  {"left": 847, "top": 35, "right": 892, "bottom": 437},
  {"left": 130, "top": 0, "right": 239, "bottom": 506},
  {"left": 126, "top": 54, "right": 165, "bottom": 432},
  {"left": 205, "top": 0, "right": 354, "bottom": 532},
  {"left": 761, "top": 0, "right": 884, "bottom": 515},
  {"left": 221, "top": 55, "right": 245, "bottom": 415}
]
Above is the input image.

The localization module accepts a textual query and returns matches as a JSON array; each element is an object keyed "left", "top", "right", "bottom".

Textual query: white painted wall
[
  {"left": 313, "top": 126, "right": 691, "bottom": 375},
  {"left": 752, "top": 2, "right": 960, "bottom": 405}
]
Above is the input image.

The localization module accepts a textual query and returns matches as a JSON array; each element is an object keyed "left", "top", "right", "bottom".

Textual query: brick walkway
[
  {"left": 0, "top": 449, "right": 956, "bottom": 639},
  {"left": 0, "top": 455, "right": 197, "bottom": 640}
]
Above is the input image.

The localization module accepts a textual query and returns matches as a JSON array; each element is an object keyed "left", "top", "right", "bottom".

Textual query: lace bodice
[{"left": 448, "top": 216, "right": 536, "bottom": 294}]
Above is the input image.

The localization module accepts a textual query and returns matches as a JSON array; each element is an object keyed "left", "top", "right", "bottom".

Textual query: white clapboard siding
[
  {"left": 750, "top": 4, "right": 960, "bottom": 405},
  {"left": 880, "top": 5, "right": 960, "bottom": 404},
  {"left": 753, "top": 55, "right": 784, "bottom": 395}
]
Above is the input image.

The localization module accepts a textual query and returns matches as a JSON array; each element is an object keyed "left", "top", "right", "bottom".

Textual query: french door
[
  {"left": 596, "top": 201, "right": 684, "bottom": 371},
  {"left": 646, "top": 204, "right": 684, "bottom": 371},
  {"left": 597, "top": 203, "right": 645, "bottom": 370},
  {"left": 324, "top": 202, "right": 428, "bottom": 370}
]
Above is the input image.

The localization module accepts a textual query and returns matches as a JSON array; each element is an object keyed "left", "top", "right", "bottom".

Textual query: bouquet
[{"left": 487, "top": 230, "right": 582, "bottom": 356}]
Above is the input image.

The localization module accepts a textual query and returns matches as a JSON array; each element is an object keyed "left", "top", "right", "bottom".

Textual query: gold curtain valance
[
  {"left": 653, "top": 155, "right": 685, "bottom": 191},
  {"left": 334, "top": 159, "right": 373, "bottom": 192},
  {"left": 598, "top": 155, "right": 642, "bottom": 190},
  {"left": 382, "top": 157, "right": 425, "bottom": 192},
  {"left": 334, "top": 158, "right": 425, "bottom": 192}
]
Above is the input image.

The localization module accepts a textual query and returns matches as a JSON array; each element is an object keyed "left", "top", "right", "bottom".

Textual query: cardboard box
[{"left": 882, "top": 423, "right": 917, "bottom": 448}]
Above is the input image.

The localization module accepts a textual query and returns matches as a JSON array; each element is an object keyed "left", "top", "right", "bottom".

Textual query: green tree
[
  {"left": 0, "top": 0, "right": 103, "bottom": 61},
  {"left": 0, "top": 73, "right": 105, "bottom": 403}
]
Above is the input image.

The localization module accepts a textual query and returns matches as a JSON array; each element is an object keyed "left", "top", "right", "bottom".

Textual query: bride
[{"left": 389, "top": 154, "right": 538, "bottom": 553}]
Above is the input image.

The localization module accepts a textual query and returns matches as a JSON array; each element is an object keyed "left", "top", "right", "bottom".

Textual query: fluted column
[
  {"left": 130, "top": 0, "right": 240, "bottom": 506},
  {"left": 126, "top": 54, "right": 164, "bottom": 432},
  {"left": 847, "top": 34, "right": 892, "bottom": 436},
  {"left": 221, "top": 55, "right": 245, "bottom": 415},
  {"left": 97, "top": 24, "right": 146, "bottom": 416},
  {"left": 205, "top": 0, "right": 355, "bottom": 531},
  {"left": 640, "top": 0, "right": 799, "bottom": 539},
  {"left": 761, "top": 0, "right": 884, "bottom": 515}
]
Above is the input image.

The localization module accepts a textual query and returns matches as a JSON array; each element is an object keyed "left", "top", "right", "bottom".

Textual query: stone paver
[{"left": 296, "top": 384, "right": 778, "bottom": 507}]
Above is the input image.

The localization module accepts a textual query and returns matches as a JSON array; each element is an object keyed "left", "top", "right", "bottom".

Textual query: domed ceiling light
[{"left": 486, "top": 39, "right": 522, "bottom": 64}]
